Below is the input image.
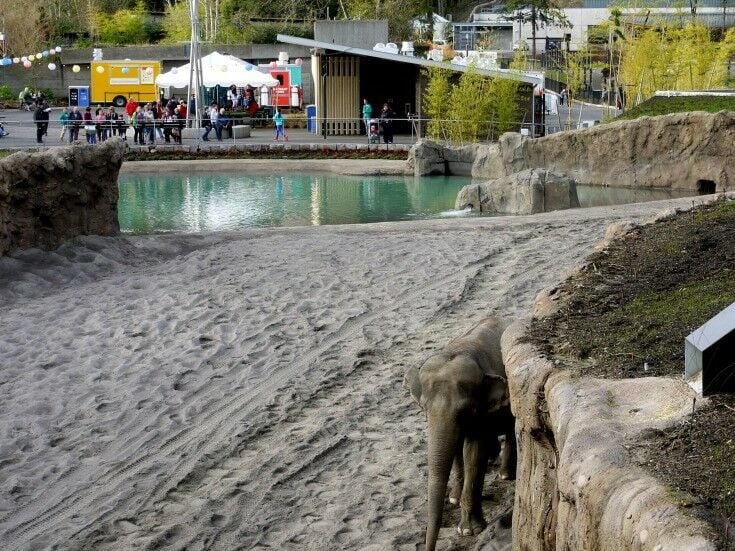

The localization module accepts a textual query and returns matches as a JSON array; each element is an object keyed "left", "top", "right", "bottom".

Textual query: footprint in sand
[
  {"left": 173, "top": 370, "right": 194, "bottom": 391},
  {"left": 114, "top": 518, "right": 139, "bottom": 534}
]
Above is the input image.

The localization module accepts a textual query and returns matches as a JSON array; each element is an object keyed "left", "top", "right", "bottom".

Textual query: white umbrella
[{"left": 156, "top": 51, "right": 278, "bottom": 88}]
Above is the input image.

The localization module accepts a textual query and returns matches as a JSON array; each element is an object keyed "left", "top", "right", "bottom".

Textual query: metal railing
[{"left": 0, "top": 114, "right": 583, "bottom": 146}]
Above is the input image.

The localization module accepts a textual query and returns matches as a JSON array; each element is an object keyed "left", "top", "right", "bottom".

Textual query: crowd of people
[
  {"left": 50, "top": 97, "right": 189, "bottom": 145},
  {"left": 15, "top": 85, "right": 401, "bottom": 145},
  {"left": 126, "top": 97, "right": 188, "bottom": 145}
]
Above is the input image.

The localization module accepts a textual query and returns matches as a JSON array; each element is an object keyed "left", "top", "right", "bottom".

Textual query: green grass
[
  {"left": 617, "top": 95, "right": 735, "bottom": 121},
  {"left": 618, "top": 271, "right": 735, "bottom": 334}
]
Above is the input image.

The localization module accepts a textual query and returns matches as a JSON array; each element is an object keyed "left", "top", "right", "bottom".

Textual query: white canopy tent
[{"left": 156, "top": 51, "right": 278, "bottom": 89}]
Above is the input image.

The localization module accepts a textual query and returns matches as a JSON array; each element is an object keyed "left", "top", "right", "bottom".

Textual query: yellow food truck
[{"left": 90, "top": 60, "right": 162, "bottom": 107}]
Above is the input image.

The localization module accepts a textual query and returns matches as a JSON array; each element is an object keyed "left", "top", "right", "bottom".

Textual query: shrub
[{"left": 0, "top": 85, "right": 13, "bottom": 101}]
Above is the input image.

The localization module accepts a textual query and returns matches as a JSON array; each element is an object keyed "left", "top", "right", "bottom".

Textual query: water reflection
[
  {"left": 576, "top": 185, "right": 693, "bottom": 208},
  {"left": 117, "top": 173, "right": 698, "bottom": 235},
  {"left": 118, "top": 173, "right": 470, "bottom": 234}
]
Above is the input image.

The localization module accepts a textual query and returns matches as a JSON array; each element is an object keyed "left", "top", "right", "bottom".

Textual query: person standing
[
  {"left": 203, "top": 103, "right": 222, "bottom": 141},
  {"left": 362, "top": 98, "right": 373, "bottom": 135},
  {"left": 200, "top": 107, "right": 212, "bottom": 141},
  {"left": 58, "top": 107, "right": 70, "bottom": 142},
  {"left": 379, "top": 103, "right": 394, "bottom": 145},
  {"left": 273, "top": 109, "right": 286, "bottom": 142},
  {"left": 559, "top": 87, "right": 567, "bottom": 106},
  {"left": 125, "top": 96, "right": 138, "bottom": 122},
  {"left": 95, "top": 108, "right": 107, "bottom": 142},
  {"left": 83, "top": 107, "right": 96, "bottom": 144},
  {"left": 132, "top": 106, "right": 144, "bottom": 145},
  {"left": 68, "top": 106, "right": 82, "bottom": 142},
  {"left": 144, "top": 104, "right": 156, "bottom": 144},
  {"left": 34, "top": 102, "right": 50, "bottom": 144},
  {"left": 107, "top": 107, "right": 119, "bottom": 137},
  {"left": 154, "top": 101, "right": 165, "bottom": 141}
]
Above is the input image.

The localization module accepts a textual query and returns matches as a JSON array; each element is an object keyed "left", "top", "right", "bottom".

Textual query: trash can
[
  {"left": 69, "top": 86, "right": 90, "bottom": 107},
  {"left": 306, "top": 104, "right": 317, "bottom": 133}
]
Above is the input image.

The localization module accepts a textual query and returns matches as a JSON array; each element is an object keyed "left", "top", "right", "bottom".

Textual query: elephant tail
[{"left": 425, "top": 418, "right": 460, "bottom": 551}]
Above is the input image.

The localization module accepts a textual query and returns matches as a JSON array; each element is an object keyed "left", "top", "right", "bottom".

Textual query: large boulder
[
  {"left": 455, "top": 169, "right": 580, "bottom": 215},
  {"left": 408, "top": 139, "right": 488, "bottom": 176},
  {"left": 0, "top": 139, "right": 126, "bottom": 256},
  {"left": 407, "top": 139, "right": 447, "bottom": 176}
]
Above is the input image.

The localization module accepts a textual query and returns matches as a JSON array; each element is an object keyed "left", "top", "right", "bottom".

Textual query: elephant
[{"left": 403, "top": 316, "right": 516, "bottom": 551}]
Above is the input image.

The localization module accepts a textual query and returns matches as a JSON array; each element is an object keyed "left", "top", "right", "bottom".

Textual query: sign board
[{"left": 685, "top": 301, "right": 735, "bottom": 395}]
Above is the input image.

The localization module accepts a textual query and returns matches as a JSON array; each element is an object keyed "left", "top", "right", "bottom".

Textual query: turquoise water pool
[{"left": 117, "top": 172, "right": 696, "bottom": 234}]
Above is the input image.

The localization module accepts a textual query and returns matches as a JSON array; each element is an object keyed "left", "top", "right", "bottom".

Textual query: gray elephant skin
[{"left": 404, "top": 316, "right": 516, "bottom": 551}]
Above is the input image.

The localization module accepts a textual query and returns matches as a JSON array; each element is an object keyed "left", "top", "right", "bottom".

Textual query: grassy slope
[{"left": 618, "top": 95, "right": 735, "bottom": 120}]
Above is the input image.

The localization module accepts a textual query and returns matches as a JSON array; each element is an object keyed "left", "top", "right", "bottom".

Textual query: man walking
[{"left": 34, "top": 102, "right": 50, "bottom": 144}]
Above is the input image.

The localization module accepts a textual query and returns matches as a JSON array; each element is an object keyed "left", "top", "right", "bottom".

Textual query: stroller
[{"left": 368, "top": 118, "right": 379, "bottom": 144}]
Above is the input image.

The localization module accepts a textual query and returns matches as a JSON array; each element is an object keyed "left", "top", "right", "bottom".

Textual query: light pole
[{"left": 187, "top": 0, "right": 204, "bottom": 131}]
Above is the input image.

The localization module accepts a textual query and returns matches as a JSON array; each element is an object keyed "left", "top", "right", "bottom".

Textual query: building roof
[{"left": 276, "top": 34, "right": 544, "bottom": 85}]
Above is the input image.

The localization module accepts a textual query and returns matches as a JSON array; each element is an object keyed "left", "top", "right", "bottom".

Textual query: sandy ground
[{"left": 0, "top": 196, "right": 706, "bottom": 551}]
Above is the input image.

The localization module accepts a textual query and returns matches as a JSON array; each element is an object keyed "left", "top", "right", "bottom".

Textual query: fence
[{"left": 0, "top": 112, "right": 580, "bottom": 148}]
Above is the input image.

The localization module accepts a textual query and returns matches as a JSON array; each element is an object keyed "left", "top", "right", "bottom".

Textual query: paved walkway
[
  {"left": 0, "top": 101, "right": 621, "bottom": 152},
  {"left": 0, "top": 108, "right": 416, "bottom": 151}
]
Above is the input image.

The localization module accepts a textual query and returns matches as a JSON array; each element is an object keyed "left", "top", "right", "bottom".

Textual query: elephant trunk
[{"left": 425, "top": 416, "right": 460, "bottom": 551}]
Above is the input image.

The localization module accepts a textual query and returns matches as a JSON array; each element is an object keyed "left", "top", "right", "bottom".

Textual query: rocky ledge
[
  {"left": 0, "top": 139, "right": 125, "bottom": 256},
  {"left": 408, "top": 111, "right": 735, "bottom": 192}
]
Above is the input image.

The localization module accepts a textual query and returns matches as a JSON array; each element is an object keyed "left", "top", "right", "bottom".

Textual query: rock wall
[
  {"left": 408, "top": 111, "right": 735, "bottom": 191},
  {"left": 0, "top": 139, "right": 125, "bottom": 256},
  {"left": 501, "top": 221, "right": 719, "bottom": 551}
]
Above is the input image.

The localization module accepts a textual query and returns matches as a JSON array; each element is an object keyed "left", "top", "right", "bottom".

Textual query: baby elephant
[{"left": 404, "top": 316, "right": 516, "bottom": 551}]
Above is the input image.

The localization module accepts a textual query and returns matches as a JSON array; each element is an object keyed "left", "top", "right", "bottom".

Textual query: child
[
  {"left": 59, "top": 107, "right": 69, "bottom": 142},
  {"left": 273, "top": 109, "right": 287, "bottom": 142}
]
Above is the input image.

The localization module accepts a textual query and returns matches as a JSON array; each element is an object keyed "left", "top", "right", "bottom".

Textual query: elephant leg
[
  {"left": 449, "top": 444, "right": 464, "bottom": 505},
  {"left": 500, "top": 428, "right": 517, "bottom": 481},
  {"left": 457, "top": 436, "right": 490, "bottom": 536}
]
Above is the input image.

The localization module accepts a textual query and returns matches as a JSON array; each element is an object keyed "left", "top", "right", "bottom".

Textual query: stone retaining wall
[
  {"left": 408, "top": 111, "right": 735, "bottom": 192},
  {"left": 125, "top": 142, "right": 412, "bottom": 154},
  {"left": 501, "top": 218, "right": 719, "bottom": 551},
  {"left": 0, "top": 139, "right": 125, "bottom": 256}
]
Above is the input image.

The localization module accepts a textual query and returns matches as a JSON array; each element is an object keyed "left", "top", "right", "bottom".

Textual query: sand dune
[{"left": 0, "top": 197, "right": 708, "bottom": 550}]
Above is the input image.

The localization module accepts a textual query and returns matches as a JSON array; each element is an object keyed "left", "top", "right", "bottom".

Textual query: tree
[
  {"left": 447, "top": 63, "right": 493, "bottom": 143},
  {"left": 618, "top": 22, "right": 735, "bottom": 108},
  {"left": 161, "top": 0, "right": 191, "bottom": 42},
  {"left": 503, "top": 0, "right": 570, "bottom": 61},
  {"left": 97, "top": 2, "right": 149, "bottom": 44},
  {"left": 345, "top": 0, "right": 432, "bottom": 41},
  {"left": 489, "top": 50, "right": 525, "bottom": 136},
  {"left": 423, "top": 67, "right": 452, "bottom": 140}
]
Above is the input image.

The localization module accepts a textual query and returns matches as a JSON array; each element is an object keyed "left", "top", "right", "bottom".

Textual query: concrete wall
[
  {"left": 1, "top": 43, "right": 314, "bottom": 105},
  {"left": 314, "top": 20, "right": 388, "bottom": 48},
  {"left": 0, "top": 140, "right": 125, "bottom": 256},
  {"left": 408, "top": 111, "right": 735, "bottom": 192}
]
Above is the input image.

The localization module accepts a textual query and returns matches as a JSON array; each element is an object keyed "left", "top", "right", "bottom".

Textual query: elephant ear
[
  {"left": 403, "top": 365, "right": 424, "bottom": 409},
  {"left": 485, "top": 373, "right": 509, "bottom": 414}
]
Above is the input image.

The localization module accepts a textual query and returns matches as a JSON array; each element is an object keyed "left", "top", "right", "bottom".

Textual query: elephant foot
[
  {"left": 457, "top": 510, "right": 486, "bottom": 536},
  {"left": 449, "top": 485, "right": 462, "bottom": 506},
  {"left": 499, "top": 467, "right": 515, "bottom": 480}
]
